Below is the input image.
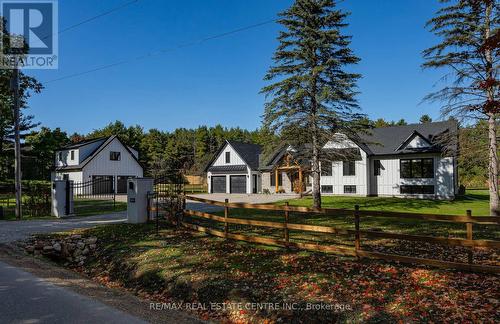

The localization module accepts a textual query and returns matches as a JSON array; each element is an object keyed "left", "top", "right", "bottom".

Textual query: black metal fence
[
  {"left": 148, "top": 171, "right": 185, "bottom": 232},
  {"left": 69, "top": 177, "right": 116, "bottom": 215}
]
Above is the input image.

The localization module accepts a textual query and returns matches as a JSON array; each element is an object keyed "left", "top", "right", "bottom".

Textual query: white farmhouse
[
  {"left": 53, "top": 135, "right": 143, "bottom": 193},
  {"left": 206, "top": 121, "right": 458, "bottom": 199}
]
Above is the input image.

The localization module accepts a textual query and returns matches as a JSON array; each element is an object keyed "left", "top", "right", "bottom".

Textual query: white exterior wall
[
  {"left": 406, "top": 136, "right": 430, "bottom": 149},
  {"left": 53, "top": 171, "right": 83, "bottom": 183},
  {"left": 321, "top": 137, "right": 369, "bottom": 195},
  {"left": 81, "top": 138, "right": 143, "bottom": 183},
  {"left": 212, "top": 144, "right": 247, "bottom": 166},
  {"left": 55, "top": 149, "right": 79, "bottom": 167},
  {"left": 368, "top": 154, "right": 456, "bottom": 199}
]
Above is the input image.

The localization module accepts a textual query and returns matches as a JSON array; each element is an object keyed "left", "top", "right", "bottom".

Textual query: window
[
  {"left": 225, "top": 152, "right": 230, "bottom": 164},
  {"left": 321, "top": 185, "right": 333, "bottom": 193},
  {"left": 343, "top": 161, "right": 356, "bottom": 176},
  {"left": 344, "top": 185, "right": 357, "bottom": 194},
  {"left": 70, "top": 150, "right": 75, "bottom": 160},
  {"left": 110, "top": 151, "right": 121, "bottom": 161},
  {"left": 400, "top": 158, "right": 434, "bottom": 178},
  {"left": 400, "top": 185, "right": 434, "bottom": 195},
  {"left": 321, "top": 161, "right": 332, "bottom": 176},
  {"left": 270, "top": 172, "right": 283, "bottom": 186},
  {"left": 374, "top": 160, "right": 381, "bottom": 176},
  {"left": 57, "top": 152, "right": 63, "bottom": 161}
]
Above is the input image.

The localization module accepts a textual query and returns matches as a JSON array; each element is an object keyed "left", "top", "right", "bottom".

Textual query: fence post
[
  {"left": 224, "top": 198, "right": 229, "bottom": 238},
  {"left": 180, "top": 195, "right": 186, "bottom": 228},
  {"left": 354, "top": 205, "right": 360, "bottom": 257},
  {"left": 284, "top": 202, "right": 289, "bottom": 246},
  {"left": 156, "top": 193, "right": 159, "bottom": 235},
  {"left": 466, "top": 210, "right": 473, "bottom": 264}
]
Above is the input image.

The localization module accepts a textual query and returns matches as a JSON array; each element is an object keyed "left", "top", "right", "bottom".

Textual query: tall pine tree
[
  {"left": 423, "top": 0, "right": 499, "bottom": 215},
  {"left": 262, "top": 0, "right": 363, "bottom": 208}
]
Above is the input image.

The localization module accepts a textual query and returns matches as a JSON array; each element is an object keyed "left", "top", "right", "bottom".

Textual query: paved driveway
[{"left": 0, "top": 212, "right": 126, "bottom": 244}]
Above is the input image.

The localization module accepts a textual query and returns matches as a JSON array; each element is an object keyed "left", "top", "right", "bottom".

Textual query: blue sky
[{"left": 27, "top": 0, "right": 445, "bottom": 135}]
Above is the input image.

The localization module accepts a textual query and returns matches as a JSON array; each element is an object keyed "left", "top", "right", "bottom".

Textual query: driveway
[{"left": 0, "top": 212, "right": 126, "bottom": 244}]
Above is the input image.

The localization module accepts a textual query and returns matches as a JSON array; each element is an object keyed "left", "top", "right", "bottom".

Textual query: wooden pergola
[{"left": 274, "top": 153, "right": 305, "bottom": 194}]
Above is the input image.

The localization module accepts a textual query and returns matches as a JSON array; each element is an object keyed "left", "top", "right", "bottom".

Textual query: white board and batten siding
[
  {"left": 369, "top": 155, "right": 455, "bottom": 199},
  {"left": 82, "top": 138, "right": 143, "bottom": 181},
  {"left": 321, "top": 137, "right": 369, "bottom": 196}
]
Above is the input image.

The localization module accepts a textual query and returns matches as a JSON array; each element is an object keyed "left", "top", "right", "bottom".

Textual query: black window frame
[
  {"left": 321, "top": 161, "right": 333, "bottom": 176},
  {"left": 225, "top": 151, "right": 230, "bottom": 164},
  {"left": 400, "top": 158, "right": 434, "bottom": 178},
  {"left": 344, "top": 185, "right": 357, "bottom": 194},
  {"left": 321, "top": 185, "right": 333, "bottom": 193},
  {"left": 270, "top": 172, "right": 283, "bottom": 186},
  {"left": 343, "top": 161, "right": 356, "bottom": 176},
  {"left": 400, "top": 185, "right": 435, "bottom": 195},
  {"left": 374, "top": 160, "right": 381, "bottom": 176},
  {"left": 70, "top": 150, "right": 75, "bottom": 160},
  {"left": 58, "top": 152, "right": 63, "bottom": 161},
  {"left": 110, "top": 151, "right": 121, "bottom": 161}
]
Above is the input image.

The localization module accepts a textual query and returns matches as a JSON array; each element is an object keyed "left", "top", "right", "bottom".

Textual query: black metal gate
[
  {"left": 69, "top": 177, "right": 117, "bottom": 216},
  {"left": 147, "top": 171, "right": 185, "bottom": 232}
]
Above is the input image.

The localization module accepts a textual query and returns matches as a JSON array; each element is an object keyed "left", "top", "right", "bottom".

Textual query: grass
[
  {"left": 0, "top": 198, "right": 126, "bottom": 220},
  {"left": 38, "top": 223, "right": 500, "bottom": 323},
  {"left": 285, "top": 190, "right": 492, "bottom": 216}
]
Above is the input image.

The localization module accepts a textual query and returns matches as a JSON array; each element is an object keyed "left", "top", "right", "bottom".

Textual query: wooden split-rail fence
[{"left": 175, "top": 196, "right": 500, "bottom": 273}]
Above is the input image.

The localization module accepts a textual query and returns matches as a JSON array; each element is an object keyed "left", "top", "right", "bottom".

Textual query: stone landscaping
[{"left": 22, "top": 234, "right": 98, "bottom": 267}]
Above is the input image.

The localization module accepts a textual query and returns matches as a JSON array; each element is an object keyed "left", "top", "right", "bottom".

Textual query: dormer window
[
  {"left": 70, "top": 150, "right": 75, "bottom": 160},
  {"left": 225, "top": 152, "right": 230, "bottom": 164},
  {"left": 110, "top": 151, "right": 121, "bottom": 161},
  {"left": 58, "top": 152, "right": 63, "bottom": 162}
]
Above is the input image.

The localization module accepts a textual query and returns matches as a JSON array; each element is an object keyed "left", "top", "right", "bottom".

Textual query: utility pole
[{"left": 10, "top": 66, "right": 22, "bottom": 220}]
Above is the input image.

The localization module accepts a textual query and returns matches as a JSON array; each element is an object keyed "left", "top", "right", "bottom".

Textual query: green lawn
[
  {"left": 0, "top": 198, "right": 126, "bottom": 220},
  {"left": 283, "top": 190, "right": 492, "bottom": 216},
  {"left": 35, "top": 223, "right": 499, "bottom": 323},
  {"left": 201, "top": 189, "right": 499, "bottom": 249}
]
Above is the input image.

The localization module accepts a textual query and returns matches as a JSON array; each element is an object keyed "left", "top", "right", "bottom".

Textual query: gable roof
[
  {"left": 205, "top": 140, "right": 262, "bottom": 172},
  {"left": 55, "top": 135, "right": 143, "bottom": 171},
  {"left": 59, "top": 137, "right": 107, "bottom": 150},
  {"left": 357, "top": 120, "right": 457, "bottom": 156}
]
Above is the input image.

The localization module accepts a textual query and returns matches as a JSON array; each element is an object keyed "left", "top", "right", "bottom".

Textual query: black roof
[
  {"left": 227, "top": 140, "right": 262, "bottom": 170},
  {"left": 204, "top": 140, "right": 262, "bottom": 172},
  {"left": 208, "top": 165, "right": 247, "bottom": 173},
  {"left": 357, "top": 120, "right": 458, "bottom": 155},
  {"left": 55, "top": 135, "right": 143, "bottom": 171},
  {"left": 59, "top": 137, "right": 107, "bottom": 150}
]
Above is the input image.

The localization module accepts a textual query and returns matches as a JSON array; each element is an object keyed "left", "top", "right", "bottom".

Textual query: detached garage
[
  {"left": 205, "top": 140, "right": 262, "bottom": 194},
  {"left": 230, "top": 175, "right": 246, "bottom": 194},
  {"left": 211, "top": 176, "right": 227, "bottom": 193}
]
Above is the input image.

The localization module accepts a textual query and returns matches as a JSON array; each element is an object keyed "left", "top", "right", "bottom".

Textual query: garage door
[
  {"left": 230, "top": 175, "right": 247, "bottom": 194},
  {"left": 211, "top": 176, "right": 226, "bottom": 193}
]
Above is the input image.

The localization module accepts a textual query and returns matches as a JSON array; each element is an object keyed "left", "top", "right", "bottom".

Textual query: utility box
[
  {"left": 52, "top": 180, "right": 73, "bottom": 218},
  {"left": 127, "top": 178, "right": 153, "bottom": 224}
]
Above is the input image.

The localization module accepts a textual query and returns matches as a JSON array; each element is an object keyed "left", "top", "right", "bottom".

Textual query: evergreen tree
[
  {"left": 423, "top": 0, "right": 499, "bottom": 215},
  {"left": 0, "top": 19, "right": 43, "bottom": 180},
  {"left": 419, "top": 114, "right": 433, "bottom": 123},
  {"left": 262, "top": 0, "right": 363, "bottom": 208}
]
